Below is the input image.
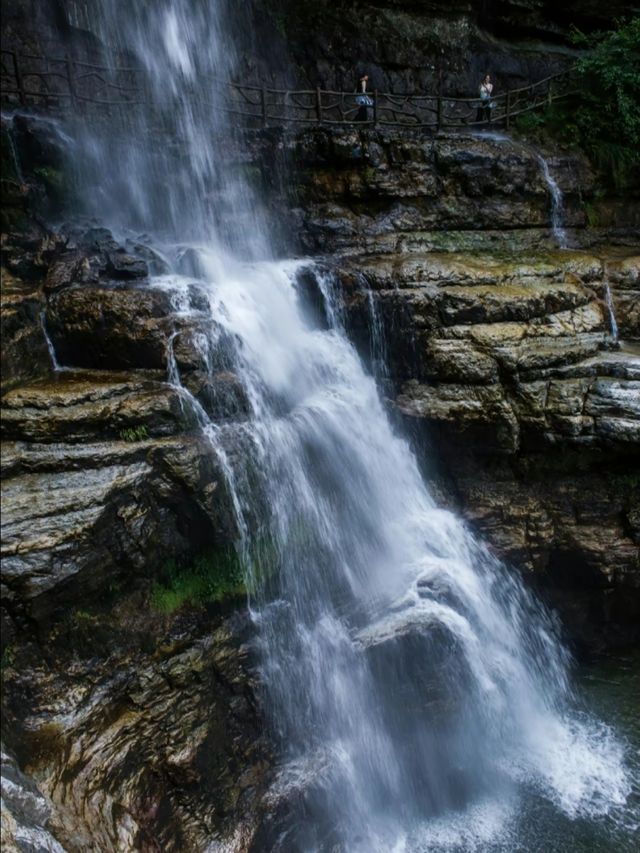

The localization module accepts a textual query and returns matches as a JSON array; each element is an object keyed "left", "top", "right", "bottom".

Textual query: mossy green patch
[
  {"left": 32, "top": 166, "right": 64, "bottom": 194},
  {"left": 0, "top": 644, "right": 15, "bottom": 675},
  {"left": 119, "top": 424, "right": 149, "bottom": 442},
  {"left": 150, "top": 548, "right": 246, "bottom": 613}
]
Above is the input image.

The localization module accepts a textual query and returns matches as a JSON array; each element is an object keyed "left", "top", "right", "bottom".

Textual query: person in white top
[
  {"left": 476, "top": 73, "right": 494, "bottom": 123},
  {"left": 355, "top": 73, "right": 373, "bottom": 122}
]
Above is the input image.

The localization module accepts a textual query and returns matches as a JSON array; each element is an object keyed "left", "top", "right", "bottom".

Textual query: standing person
[
  {"left": 355, "top": 73, "right": 373, "bottom": 122},
  {"left": 476, "top": 73, "right": 494, "bottom": 123}
]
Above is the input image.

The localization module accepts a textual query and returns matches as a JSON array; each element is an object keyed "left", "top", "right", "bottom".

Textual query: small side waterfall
[
  {"left": 39, "top": 311, "right": 63, "bottom": 371},
  {"left": 537, "top": 155, "right": 568, "bottom": 248},
  {"left": 472, "top": 131, "right": 569, "bottom": 249},
  {"left": 53, "top": 3, "right": 632, "bottom": 849},
  {"left": 603, "top": 278, "right": 620, "bottom": 342}
]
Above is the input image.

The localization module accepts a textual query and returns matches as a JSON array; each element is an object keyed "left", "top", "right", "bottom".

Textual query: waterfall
[
  {"left": 59, "top": 3, "right": 631, "bottom": 849},
  {"left": 39, "top": 310, "right": 63, "bottom": 371},
  {"left": 472, "top": 131, "right": 569, "bottom": 250},
  {"left": 185, "top": 256, "right": 628, "bottom": 851},
  {"left": 537, "top": 155, "right": 568, "bottom": 248},
  {"left": 603, "top": 278, "right": 620, "bottom": 343}
]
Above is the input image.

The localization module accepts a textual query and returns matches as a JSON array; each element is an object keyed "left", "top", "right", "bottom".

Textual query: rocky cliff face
[
  {"left": 1, "top": 124, "right": 272, "bottom": 849},
  {"left": 3, "top": 0, "right": 639, "bottom": 94},
  {"left": 265, "top": 126, "right": 639, "bottom": 652},
  {"left": 2, "top": 605, "right": 268, "bottom": 851},
  {"left": 251, "top": 0, "right": 639, "bottom": 92},
  {"left": 1, "top": 7, "right": 639, "bottom": 847},
  {"left": 340, "top": 249, "right": 639, "bottom": 648}
]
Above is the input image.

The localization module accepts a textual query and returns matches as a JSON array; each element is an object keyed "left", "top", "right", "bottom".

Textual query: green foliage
[
  {"left": 119, "top": 424, "right": 149, "bottom": 442},
  {"left": 582, "top": 201, "right": 600, "bottom": 227},
  {"left": 0, "top": 645, "right": 15, "bottom": 674},
  {"left": 273, "top": 12, "right": 287, "bottom": 38},
  {"left": 565, "top": 18, "right": 639, "bottom": 188},
  {"left": 33, "top": 166, "right": 64, "bottom": 193},
  {"left": 150, "top": 548, "right": 246, "bottom": 613},
  {"left": 514, "top": 19, "right": 639, "bottom": 190},
  {"left": 63, "top": 609, "right": 105, "bottom": 650},
  {"left": 513, "top": 112, "right": 545, "bottom": 135}
]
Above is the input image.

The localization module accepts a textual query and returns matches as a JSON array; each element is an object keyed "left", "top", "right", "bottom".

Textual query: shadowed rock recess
[{"left": 1, "top": 4, "right": 639, "bottom": 852}]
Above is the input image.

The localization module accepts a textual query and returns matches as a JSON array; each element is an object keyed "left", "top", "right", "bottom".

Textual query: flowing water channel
[
  {"left": 536, "top": 155, "right": 569, "bottom": 248},
  {"left": 473, "top": 131, "right": 568, "bottom": 248},
  {"left": 49, "top": 2, "right": 636, "bottom": 849}
]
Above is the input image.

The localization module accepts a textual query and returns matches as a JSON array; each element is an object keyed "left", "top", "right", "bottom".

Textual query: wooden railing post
[
  {"left": 547, "top": 78, "right": 553, "bottom": 108},
  {"left": 65, "top": 54, "right": 77, "bottom": 110},
  {"left": 12, "top": 52, "right": 26, "bottom": 106},
  {"left": 261, "top": 87, "right": 267, "bottom": 127},
  {"left": 373, "top": 89, "right": 378, "bottom": 126},
  {"left": 315, "top": 87, "right": 322, "bottom": 123},
  {"left": 505, "top": 89, "right": 511, "bottom": 129}
]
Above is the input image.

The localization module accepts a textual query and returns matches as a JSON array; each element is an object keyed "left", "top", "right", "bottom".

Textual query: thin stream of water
[
  {"left": 39, "top": 311, "right": 64, "bottom": 371},
  {"left": 473, "top": 130, "right": 569, "bottom": 248},
  {"left": 537, "top": 155, "right": 568, "bottom": 248},
  {"left": 603, "top": 279, "right": 620, "bottom": 342}
]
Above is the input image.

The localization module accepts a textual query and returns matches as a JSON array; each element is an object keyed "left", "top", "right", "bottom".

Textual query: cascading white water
[
  {"left": 603, "top": 278, "right": 620, "bottom": 343},
  {"left": 537, "top": 155, "right": 568, "bottom": 248},
  {"left": 473, "top": 131, "right": 569, "bottom": 250},
  {"left": 58, "top": 2, "right": 632, "bottom": 849},
  {"left": 185, "top": 254, "right": 629, "bottom": 851}
]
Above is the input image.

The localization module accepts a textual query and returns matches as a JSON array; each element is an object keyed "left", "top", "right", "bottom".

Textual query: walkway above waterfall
[{"left": 1, "top": 49, "right": 575, "bottom": 131}]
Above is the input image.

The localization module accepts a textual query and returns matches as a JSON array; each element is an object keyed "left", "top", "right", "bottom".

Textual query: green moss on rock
[{"left": 150, "top": 548, "right": 246, "bottom": 613}]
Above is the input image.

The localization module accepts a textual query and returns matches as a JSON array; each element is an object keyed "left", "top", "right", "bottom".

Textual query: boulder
[
  {"left": 45, "top": 285, "right": 177, "bottom": 370},
  {"left": 0, "top": 747, "right": 66, "bottom": 853}
]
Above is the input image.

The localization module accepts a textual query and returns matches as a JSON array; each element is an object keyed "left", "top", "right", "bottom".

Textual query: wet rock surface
[
  {"left": 1, "top": 605, "right": 270, "bottom": 852},
  {"left": 1, "top": 110, "right": 639, "bottom": 849},
  {"left": 248, "top": 128, "right": 639, "bottom": 257},
  {"left": 334, "top": 248, "right": 640, "bottom": 651},
  {"left": 1, "top": 746, "right": 66, "bottom": 853},
  {"left": 1, "top": 224, "right": 269, "bottom": 850}
]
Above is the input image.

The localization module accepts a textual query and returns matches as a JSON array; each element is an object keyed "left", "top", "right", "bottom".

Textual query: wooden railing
[
  {"left": 1, "top": 51, "right": 145, "bottom": 111},
  {"left": 226, "top": 73, "right": 574, "bottom": 129},
  {"left": 1, "top": 49, "right": 575, "bottom": 130}
]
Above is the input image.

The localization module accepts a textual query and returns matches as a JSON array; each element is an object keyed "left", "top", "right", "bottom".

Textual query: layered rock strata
[
  {"left": 1, "top": 109, "right": 639, "bottom": 852},
  {"left": 1, "top": 224, "right": 270, "bottom": 850},
  {"left": 269, "top": 128, "right": 638, "bottom": 256},
  {"left": 334, "top": 248, "right": 640, "bottom": 650},
  {"left": 248, "top": 125, "right": 640, "bottom": 651}
]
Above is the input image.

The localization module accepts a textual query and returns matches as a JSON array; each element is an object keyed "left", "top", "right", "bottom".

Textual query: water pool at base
[{"left": 403, "top": 652, "right": 639, "bottom": 853}]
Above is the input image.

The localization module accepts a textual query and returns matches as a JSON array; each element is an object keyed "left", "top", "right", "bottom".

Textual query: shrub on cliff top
[
  {"left": 515, "top": 18, "right": 639, "bottom": 190},
  {"left": 566, "top": 18, "right": 639, "bottom": 188}
]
